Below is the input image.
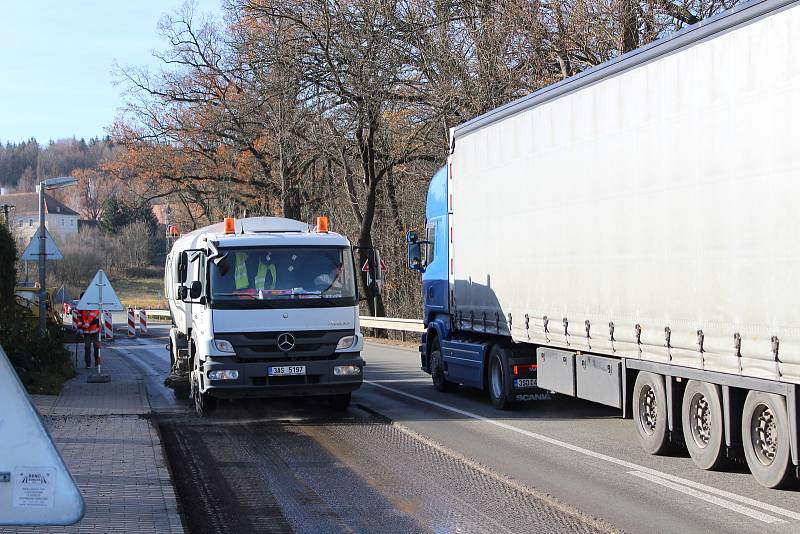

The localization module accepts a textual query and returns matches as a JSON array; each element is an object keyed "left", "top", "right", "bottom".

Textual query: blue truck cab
[{"left": 407, "top": 166, "right": 542, "bottom": 409}]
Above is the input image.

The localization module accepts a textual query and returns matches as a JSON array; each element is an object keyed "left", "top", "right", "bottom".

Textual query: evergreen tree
[
  {"left": 0, "top": 218, "right": 17, "bottom": 331},
  {"left": 99, "top": 195, "right": 133, "bottom": 233}
]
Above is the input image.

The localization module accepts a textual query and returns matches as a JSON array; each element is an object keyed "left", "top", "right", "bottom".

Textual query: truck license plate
[
  {"left": 513, "top": 378, "right": 537, "bottom": 388},
  {"left": 268, "top": 365, "right": 306, "bottom": 377}
]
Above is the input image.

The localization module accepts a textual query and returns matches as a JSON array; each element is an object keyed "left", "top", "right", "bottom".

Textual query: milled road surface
[
  {"left": 157, "top": 410, "right": 607, "bottom": 533},
  {"left": 108, "top": 325, "right": 800, "bottom": 533}
]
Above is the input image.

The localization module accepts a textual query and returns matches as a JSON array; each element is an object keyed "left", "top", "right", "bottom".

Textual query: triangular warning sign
[
  {"left": 20, "top": 227, "right": 63, "bottom": 261},
  {"left": 379, "top": 259, "right": 387, "bottom": 272},
  {"left": 361, "top": 259, "right": 370, "bottom": 272},
  {"left": 75, "top": 270, "right": 123, "bottom": 311},
  {"left": 0, "top": 347, "right": 84, "bottom": 525}
]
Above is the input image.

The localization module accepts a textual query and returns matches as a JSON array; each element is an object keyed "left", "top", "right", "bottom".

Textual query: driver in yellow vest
[{"left": 234, "top": 252, "right": 277, "bottom": 292}]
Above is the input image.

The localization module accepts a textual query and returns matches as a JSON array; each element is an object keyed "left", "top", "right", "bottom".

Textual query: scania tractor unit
[
  {"left": 407, "top": 0, "right": 800, "bottom": 488},
  {"left": 165, "top": 216, "right": 364, "bottom": 416}
]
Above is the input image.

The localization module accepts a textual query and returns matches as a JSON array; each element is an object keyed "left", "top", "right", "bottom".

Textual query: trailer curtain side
[{"left": 450, "top": 1, "right": 800, "bottom": 382}]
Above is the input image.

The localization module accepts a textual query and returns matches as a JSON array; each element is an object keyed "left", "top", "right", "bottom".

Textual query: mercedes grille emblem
[{"left": 277, "top": 333, "right": 296, "bottom": 352}]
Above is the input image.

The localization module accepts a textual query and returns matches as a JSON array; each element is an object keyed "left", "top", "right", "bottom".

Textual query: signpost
[
  {"left": 360, "top": 250, "right": 386, "bottom": 314},
  {"left": 0, "top": 346, "right": 84, "bottom": 526},
  {"left": 76, "top": 270, "right": 123, "bottom": 383},
  {"left": 35, "top": 177, "right": 76, "bottom": 334}
]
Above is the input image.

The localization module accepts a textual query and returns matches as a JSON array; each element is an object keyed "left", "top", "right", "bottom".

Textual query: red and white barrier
[
  {"left": 103, "top": 310, "right": 114, "bottom": 341},
  {"left": 128, "top": 307, "right": 136, "bottom": 337},
  {"left": 139, "top": 309, "right": 147, "bottom": 336}
]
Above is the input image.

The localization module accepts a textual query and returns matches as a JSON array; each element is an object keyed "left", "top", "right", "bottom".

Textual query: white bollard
[
  {"left": 128, "top": 307, "right": 136, "bottom": 337},
  {"left": 139, "top": 309, "right": 147, "bottom": 336},
  {"left": 103, "top": 311, "right": 114, "bottom": 342}
]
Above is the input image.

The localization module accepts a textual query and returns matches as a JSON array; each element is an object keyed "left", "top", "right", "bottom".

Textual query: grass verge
[
  {"left": 26, "top": 368, "right": 74, "bottom": 395},
  {"left": 114, "top": 275, "right": 168, "bottom": 309}
]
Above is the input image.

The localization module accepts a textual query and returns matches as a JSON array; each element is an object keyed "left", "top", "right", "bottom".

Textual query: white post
[{"left": 97, "top": 277, "right": 103, "bottom": 376}]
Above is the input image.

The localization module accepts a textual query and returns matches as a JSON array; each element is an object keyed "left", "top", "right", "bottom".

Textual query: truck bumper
[
  {"left": 200, "top": 353, "right": 364, "bottom": 399},
  {"left": 507, "top": 355, "right": 549, "bottom": 402}
]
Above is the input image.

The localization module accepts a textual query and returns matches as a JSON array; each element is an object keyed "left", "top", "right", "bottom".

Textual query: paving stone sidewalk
[{"left": 1, "top": 343, "right": 183, "bottom": 534}]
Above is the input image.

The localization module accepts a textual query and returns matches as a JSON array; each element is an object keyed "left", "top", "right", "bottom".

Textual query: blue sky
[{"left": 0, "top": 1, "right": 222, "bottom": 144}]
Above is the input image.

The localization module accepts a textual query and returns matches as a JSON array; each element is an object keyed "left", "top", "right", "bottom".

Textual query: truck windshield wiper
[{"left": 213, "top": 292, "right": 260, "bottom": 300}]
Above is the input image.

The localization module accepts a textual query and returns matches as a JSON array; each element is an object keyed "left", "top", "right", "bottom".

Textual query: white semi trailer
[
  {"left": 164, "top": 216, "right": 366, "bottom": 416},
  {"left": 407, "top": 0, "right": 800, "bottom": 488}
]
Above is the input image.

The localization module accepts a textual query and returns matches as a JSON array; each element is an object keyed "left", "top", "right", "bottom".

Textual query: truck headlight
[
  {"left": 213, "top": 339, "right": 235, "bottom": 353},
  {"left": 336, "top": 335, "right": 356, "bottom": 350},
  {"left": 208, "top": 370, "right": 239, "bottom": 380},
  {"left": 334, "top": 365, "right": 361, "bottom": 376}
]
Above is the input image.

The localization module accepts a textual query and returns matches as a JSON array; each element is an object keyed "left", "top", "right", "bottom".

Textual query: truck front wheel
[
  {"left": 682, "top": 380, "right": 725, "bottom": 470},
  {"left": 431, "top": 346, "right": 457, "bottom": 392},
  {"left": 488, "top": 346, "right": 513, "bottom": 410},
  {"left": 192, "top": 371, "right": 217, "bottom": 417},
  {"left": 742, "top": 391, "right": 793, "bottom": 488},
  {"left": 633, "top": 372, "right": 669, "bottom": 455}
]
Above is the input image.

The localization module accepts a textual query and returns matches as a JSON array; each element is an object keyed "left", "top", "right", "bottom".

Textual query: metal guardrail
[
  {"left": 140, "top": 310, "right": 425, "bottom": 332},
  {"left": 145, "top": 309, "right": 171, "bottom": 321},
  {"left": 359, "top": 316, "right": 425, "bottom": 333}
]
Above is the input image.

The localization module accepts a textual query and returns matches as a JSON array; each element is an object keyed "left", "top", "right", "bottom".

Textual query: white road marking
[
  {"left": 628, "top": 470, "right": 784, "bottom": 524},
  {"left": 366, "top": 378, "right": 430, "bottom": 384},
  {"left": 366, "top": 380, "right": 800, "bottom": 522}
]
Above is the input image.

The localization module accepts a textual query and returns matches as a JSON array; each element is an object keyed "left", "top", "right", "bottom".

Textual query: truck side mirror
[
  {"left": 406, "top": 232, "right": 425, "bottom": 273},
  {"left": 189, "top": 281, "right": 202, "bottom": 300},
  {"left": 177, "top": 252, "right": 188, "bottom": 283}
]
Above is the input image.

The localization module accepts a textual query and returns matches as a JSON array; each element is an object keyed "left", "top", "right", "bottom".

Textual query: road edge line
[{"left": 365, "top": 380, "right": 800, "bottom": 522}]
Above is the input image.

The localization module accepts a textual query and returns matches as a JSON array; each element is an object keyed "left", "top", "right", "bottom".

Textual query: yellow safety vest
[
  {"left": 255, "top": 261, "right": 276, "bottom": 290},
  {"left": 235, "top": 252, "right": 249, "bottom": 289}
]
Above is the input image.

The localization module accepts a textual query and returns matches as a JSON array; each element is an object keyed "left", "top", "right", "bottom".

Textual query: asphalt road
[{"left": 106, "top": 325, "right": 800, "bottom": 533}]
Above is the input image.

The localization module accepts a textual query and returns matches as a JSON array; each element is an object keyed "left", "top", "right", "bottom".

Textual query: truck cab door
[{"left": 185, "top": 251, "right": 211, "bottom": 339}]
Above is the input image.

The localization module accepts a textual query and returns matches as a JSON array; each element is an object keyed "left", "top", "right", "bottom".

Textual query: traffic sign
[
  {"left": 76, "top": 270, "right": 123, "bottom": 312},
  {"left": 363, "top": 258, "right": 387, "bottom": 272},
  {"left": 20, "top": 227, "right": 63, "bottom": 261},
  {"left": 0, "top": 346, "right": 84, "bottom": 525}
]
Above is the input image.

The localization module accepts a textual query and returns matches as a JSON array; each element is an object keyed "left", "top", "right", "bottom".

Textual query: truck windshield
[{"left": 209, "top": 247, "right": 356, "bottom": 305}]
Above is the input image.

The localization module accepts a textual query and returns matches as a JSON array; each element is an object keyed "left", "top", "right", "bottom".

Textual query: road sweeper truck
[{"left": 165, "top": 216, "right": 366, "bottom": 416}]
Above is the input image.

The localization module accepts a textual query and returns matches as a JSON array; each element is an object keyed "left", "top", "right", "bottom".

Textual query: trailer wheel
[
  {"left": 488, "top": 346, "right": 513, "bottom": 411},
  {"left": 328, "top": 393, "right": 351, "bottom": 411},
  {"left": 192, "top": 371, "right": 217, "bottom": 417},
  {"left": 431, "top": 346, "right": 457, "bottom": 392},
  {"left": 633, "top": 372, "right": 669, "bottom": 455},
  {"left": 742, "top": 391, "right": 793, "bottom": 489},
  {"left": 682, "top": 380, "right": 725, "bottom": 470}
]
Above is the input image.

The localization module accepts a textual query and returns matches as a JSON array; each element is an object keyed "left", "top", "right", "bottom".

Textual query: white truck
[
  {"left": 407, "top": 0, "right": 800, "bottom": 488},
  {"left": 164, "top": 216, "right": 365, "bottom": 416}
]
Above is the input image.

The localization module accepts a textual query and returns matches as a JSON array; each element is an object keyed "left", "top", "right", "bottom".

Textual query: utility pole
[
  {"left": 164, "top": 205, "right": 172, "bottom": 254},
  {"left": 37, "top": 183, "right": 47, "bottom": 333}
]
